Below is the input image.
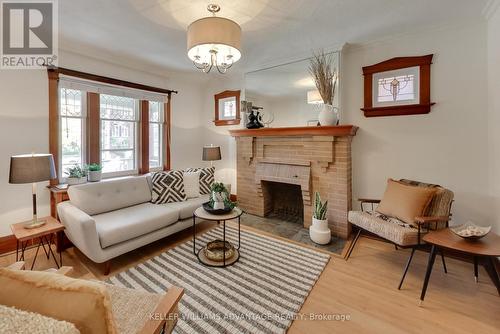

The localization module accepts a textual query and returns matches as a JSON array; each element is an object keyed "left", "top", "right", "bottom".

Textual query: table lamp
[
  {"left": 9, "top": 154, "right": 57, "bottom": 229},
  {"left": 202, "top": 145, "right": 221, "bottom": 167}
]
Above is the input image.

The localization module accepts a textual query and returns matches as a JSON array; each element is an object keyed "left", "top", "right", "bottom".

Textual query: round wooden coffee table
[
  {"left": 420, "top": 228, "right": 500, "bottom": 304},
  {"left": 192, "top": 207, "right": 243, "bottom": 268}
]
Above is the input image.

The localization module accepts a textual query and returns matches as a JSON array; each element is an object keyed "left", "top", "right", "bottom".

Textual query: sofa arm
[{"left": 57, "top": 202, "right": 102, "bottom": 261}]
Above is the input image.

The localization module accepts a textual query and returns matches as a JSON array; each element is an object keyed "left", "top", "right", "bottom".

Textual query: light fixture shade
[
  {"left": 187, "top": 17, "right": 242, "bottom": 65},
  {"left": 202, "top": 146, "right": 222, "bottom": 161},
  {"left": 9, "top": 154, "right": 56, "bottom": 184},
  {"left": 307, "top": 90, "right": 323, "bottom": 104}
]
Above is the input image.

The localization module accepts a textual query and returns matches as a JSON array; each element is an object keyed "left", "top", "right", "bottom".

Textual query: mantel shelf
[{"left": 229, "top": 125, "right": 358, "bottom": 137}]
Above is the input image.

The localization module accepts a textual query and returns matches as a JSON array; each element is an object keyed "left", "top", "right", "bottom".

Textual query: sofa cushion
[
  {"left": 376, "top": 179, "right": 436, "bottom": 225},
  {"left": 0, "top": 304, "right": 80, "bottom": 334},
  {"left": 185, "top": 167, "right": 214, "bottom": 194},
  {"left": 0, "top": 268, "right": 117, "bottom": 334},
  {"left": 167, "top": 194, "right": 210, "bottom": 220},
  {"left": 151, "top": 170, "right": 186, "bottom": 204},
  {"left": 183, "top": 171, "right": 201, "bottom": 199},
  {"left": 68, "top": 176, "right": 152, "bottom": 216},
  {"left": 348, "top": 210, "right": 423, "bottom": 246},
  {"left": 94, "top": 203, "right": 179, "bottom": 248}
]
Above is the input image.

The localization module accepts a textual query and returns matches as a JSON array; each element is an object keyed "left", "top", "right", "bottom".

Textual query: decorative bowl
[
  {"left": 204, "top": 240, "right": 235, "bottom": 261},
  {"left": 202, "top": 202, "right": 233, "bottom": 215},
  {"left": 450, "top": 221, "right": 491, "bottom": 240}
]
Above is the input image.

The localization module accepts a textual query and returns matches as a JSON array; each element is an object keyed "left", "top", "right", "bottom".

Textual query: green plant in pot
[
  {"left": 309, "top": 192, "right": 331, "bottom": 245},
  {"left": 66, "top": 165, "right": 87, "bottom": 186},
  {"left": 86, "top": 163, "right": 102, "bottom": 182},
  {"left": 209, "top": 182, "right": 236, "bottom": 210}
]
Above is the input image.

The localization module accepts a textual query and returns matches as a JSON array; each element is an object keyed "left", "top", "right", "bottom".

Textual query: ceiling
[{"left": 59, "top": 0, "right": 490, "bottom": 74}]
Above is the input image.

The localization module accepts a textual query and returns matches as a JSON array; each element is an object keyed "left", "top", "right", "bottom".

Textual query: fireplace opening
[{"left": 261, "top": 181, "right": 304, "bottom": 224}]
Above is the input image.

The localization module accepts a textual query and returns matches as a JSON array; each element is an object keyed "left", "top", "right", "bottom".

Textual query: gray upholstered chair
[{"left": 345, "top": 179, "right": 454, "bottom": 289}]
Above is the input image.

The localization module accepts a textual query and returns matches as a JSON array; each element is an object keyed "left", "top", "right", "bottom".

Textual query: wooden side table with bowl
[
  {"left": 420, "top": 222, "right": 500, "bottom": 304},
  {"left": 11, "top": 216, "right": 65, "bottom": 270}
]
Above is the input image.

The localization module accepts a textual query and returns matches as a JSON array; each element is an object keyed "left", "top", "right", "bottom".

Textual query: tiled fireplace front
[{"left": 230, "top": 126, "right": 358, "bottom": 239}]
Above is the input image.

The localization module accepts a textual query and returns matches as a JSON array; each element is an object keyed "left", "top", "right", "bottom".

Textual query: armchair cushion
[
  {"left": 348, "top": 211, "right": 423, "bottom": 246},
  {"left": 376, "top": 179, "right": 436, "bottom": 225},
  {"left": 0, "top": 268, "right": 117, "bottom": 334}
]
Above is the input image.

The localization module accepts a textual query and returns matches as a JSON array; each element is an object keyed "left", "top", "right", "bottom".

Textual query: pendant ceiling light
[{"left": 187, "top": 4, "right": 242, "bottom": 74}]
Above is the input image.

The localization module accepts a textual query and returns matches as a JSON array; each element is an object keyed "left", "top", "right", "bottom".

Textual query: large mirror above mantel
[{"left": 244, "top": 51, "right": 340, "bottom": 128}]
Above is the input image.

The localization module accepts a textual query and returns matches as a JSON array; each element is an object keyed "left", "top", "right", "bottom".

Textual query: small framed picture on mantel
[{"left": 361, "top": 54, "right": 435, "bottom": 117}]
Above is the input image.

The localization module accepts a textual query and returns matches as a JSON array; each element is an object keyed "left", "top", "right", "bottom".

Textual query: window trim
[
  {"left": 48, "top": 68, "right": 175, "bottom": 185},
  {"left": 214, "top": 90, "right": 240, "bottom": 126}
]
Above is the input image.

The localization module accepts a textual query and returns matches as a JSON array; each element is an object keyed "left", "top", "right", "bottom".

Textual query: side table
[
  {"left": 420, "top": 228, "right": 500, "bottom": 304},
  {"left": 192, "top": 207, "right": 243, "bottom": 267},
  {"left": 11, "top": 216, "right": 65, "bottom": 270}
]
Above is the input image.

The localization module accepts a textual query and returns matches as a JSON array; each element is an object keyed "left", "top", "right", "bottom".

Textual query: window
[
  {"left": 214, "top": 90, "right": 240, "bottom": 126},
  {"left": 100, "top": 94, "right": 139, "bottom": 175},
  {"left": 372, "top": 66, "right": 420, "bottom": 108},
  {"left": 59, "top": 88, "right": 86, "bottom": 178},
  {"left": 149, "top": 101, "right": 164, "bottom": 170}
]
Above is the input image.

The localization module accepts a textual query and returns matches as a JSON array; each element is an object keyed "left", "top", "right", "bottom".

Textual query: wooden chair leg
[
  {"left": 104, "top": 260, "right": 111, "bottom": 276},
  {"left": 345, "top": 229, "right": 362, "bottom": 261},
  {"left": 440, "top": 250, "right": 448, "bottom": 274},
  {"left": 398, "top": 247, "right": 416, "bottom": 290}
]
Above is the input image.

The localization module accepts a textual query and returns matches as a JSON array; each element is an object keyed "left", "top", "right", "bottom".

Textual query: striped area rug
[{"left": 107, "top": 226, "right": 330, "bottom": 334}]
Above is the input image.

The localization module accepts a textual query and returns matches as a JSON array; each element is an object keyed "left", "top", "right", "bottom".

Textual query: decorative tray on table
[
  {"left": 202, "top": 202, "right": 233, "bottom": 215},
  {"left": 450, "top": 221, "right": 491, "bottom": 240}
]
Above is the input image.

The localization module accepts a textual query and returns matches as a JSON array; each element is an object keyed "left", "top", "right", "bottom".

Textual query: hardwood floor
[{"left": 1, "top": 222, "right": 499, "bottom": 334}]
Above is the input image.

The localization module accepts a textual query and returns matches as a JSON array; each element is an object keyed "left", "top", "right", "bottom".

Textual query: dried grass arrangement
[{"left": 308, "top": 50, "right": 337, "bottom": 105}]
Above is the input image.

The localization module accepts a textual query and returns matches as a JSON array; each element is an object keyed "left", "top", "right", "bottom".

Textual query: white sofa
[{"left": 57, "top": 176, "right": 209, "bottom": 273}]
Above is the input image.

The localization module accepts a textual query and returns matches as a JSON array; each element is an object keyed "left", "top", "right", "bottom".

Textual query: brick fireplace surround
[{"left": 229, "top": 125, "right": 358, "bottom": 239}]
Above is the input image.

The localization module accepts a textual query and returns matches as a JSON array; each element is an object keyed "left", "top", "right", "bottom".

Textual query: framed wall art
[{"left": 361, "top": 54, "right": 434, "bottom": 117}]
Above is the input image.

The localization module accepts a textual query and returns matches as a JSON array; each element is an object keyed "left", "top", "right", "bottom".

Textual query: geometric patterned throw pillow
[
  {"left": 185, "top": 167, "right": 215, "bottom": 195},
  {"left": 151, "top": 170, "right": 186, "bottom": 204}
]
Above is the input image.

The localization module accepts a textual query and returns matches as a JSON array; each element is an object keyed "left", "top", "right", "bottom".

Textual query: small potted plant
[
  {"left": 86, "top": 163, "right": 103, "bottom": 182},
  {"left": 66, "top": 165, "right": 87, "bottom": 186},
  {"left": 309, "top": 192, "right": 331, "bottom": 245},
  {"left": 209, "top": 182, "right": 235, "bottom": 210}
]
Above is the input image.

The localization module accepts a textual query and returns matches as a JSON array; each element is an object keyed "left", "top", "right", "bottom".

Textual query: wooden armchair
[
  {"left": 1, "top": 262, "right": 184, "bottom": 334},
  {"left": 345, "top": 179, "right": 454, "bottom": 289}
]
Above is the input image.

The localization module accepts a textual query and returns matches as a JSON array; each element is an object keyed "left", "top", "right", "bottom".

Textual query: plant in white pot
[
  {"left": 309, "top": 50, "right": 339, "bottom": 126},
  {"left": 309, "top": 192, "right": 332, "bottom": 245},
  {"left": 66, "top": 165, "right": 87, "bottom": 186},
  {"left": 209, "top": 182, "right": 235, "bottom": 210},
  {"left": 86, "top": 163, "right": 102, "bottom": 182}
]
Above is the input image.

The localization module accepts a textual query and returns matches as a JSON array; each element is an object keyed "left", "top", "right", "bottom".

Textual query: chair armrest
[
  {"left": 414, "top": 216, "right": 451, "bottom": 225},
  {"left": 139, "top": 286, "right": 184, "bottom": 334},
  {"left": 358, "top": 198, "right": 381, "bottom": 204},
  {"left": 6, "top": 261, "right": 25, "bottom": 270}
]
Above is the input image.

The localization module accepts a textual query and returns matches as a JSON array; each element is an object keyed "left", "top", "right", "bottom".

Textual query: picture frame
[
  {"left": 214, "top": 90, "right": 241, "bottom": 126},
  {"left": 361, "top": 55, "right": 434, "bottom": 117}
]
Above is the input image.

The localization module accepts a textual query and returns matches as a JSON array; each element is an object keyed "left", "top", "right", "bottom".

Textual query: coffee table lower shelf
[{"left": 196, "top": 247, "right": 240, "bottom": 267}]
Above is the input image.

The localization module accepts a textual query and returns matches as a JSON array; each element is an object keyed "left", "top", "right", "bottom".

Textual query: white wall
[
  {"left": 200, "top": 74, "right": 245, "bottom": 193},
  {"left": 341, "top": 22, "right": 494, "bottom": 230},
  {"left": 0, "top": 50, "right": 206, "bottom": 236},
  {"left": 487, "top": 7, "right": 500, "bottom": 233}
]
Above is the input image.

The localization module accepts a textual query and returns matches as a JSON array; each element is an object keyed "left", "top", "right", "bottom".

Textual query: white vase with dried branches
[{"left": 309, "top": 50, "right": 339, "bottom": 125}]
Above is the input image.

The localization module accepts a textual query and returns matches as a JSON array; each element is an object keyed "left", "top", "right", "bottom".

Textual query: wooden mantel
[{"left": 229, "top": 125, "right": 358, "bottom": 137}]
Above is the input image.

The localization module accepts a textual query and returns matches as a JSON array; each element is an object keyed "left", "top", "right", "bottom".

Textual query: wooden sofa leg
[{"left": 104, "top": 260, "right": 111, "bottom": 276}]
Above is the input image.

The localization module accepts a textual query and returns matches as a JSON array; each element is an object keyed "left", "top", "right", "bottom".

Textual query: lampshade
[
  {"left": 187, "top": 4, "right": 242, "bottom": 74},
  {"left": 307, "top": 90, "right": 323, "bottom": 104},
  {"left": 202, "top": 146, "right": 222, "bottom": 161},
  {"left": 9, "top": 154, "right": 56, "bottom": 184}
]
